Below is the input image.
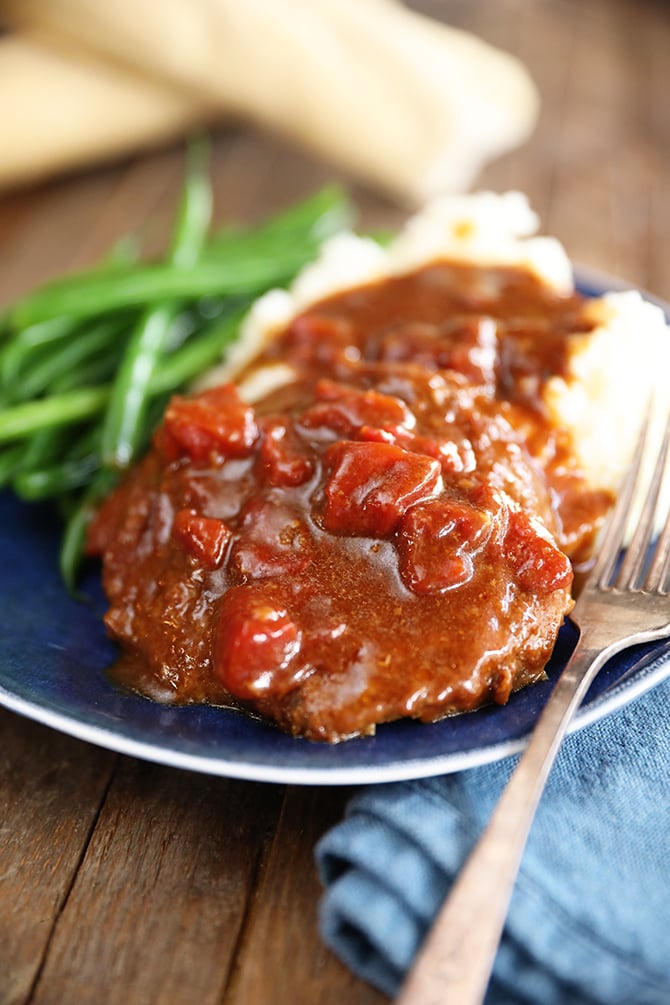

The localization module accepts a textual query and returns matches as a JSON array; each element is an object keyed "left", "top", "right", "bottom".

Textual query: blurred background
[{"left": 1, "top": 0, "right": 668, "bottom": 299}]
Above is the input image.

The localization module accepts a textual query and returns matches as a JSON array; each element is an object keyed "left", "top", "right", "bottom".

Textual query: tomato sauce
[{"left": 87, "top": 261, "right": 612, "bottom": 740}]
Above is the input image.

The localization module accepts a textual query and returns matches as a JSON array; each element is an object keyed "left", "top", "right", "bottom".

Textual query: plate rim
[
  {"left": 2, "top": 645, "right": 670, "bottom": 785},
  {"left": 1, "top": 264, "right": 668, "bottom": 785}
]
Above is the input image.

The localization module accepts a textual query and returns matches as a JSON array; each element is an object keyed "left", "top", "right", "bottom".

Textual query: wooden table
[{"left": 1, "top": 2, "right": 668, "bottom": 1002}]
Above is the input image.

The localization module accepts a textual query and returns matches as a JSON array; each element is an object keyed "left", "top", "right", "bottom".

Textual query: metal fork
[{"left": 397, "top": 403, "right": 670, "bottom": 1005}]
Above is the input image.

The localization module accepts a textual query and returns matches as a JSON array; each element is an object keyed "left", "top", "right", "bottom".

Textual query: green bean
[
  {"left": 19, "top": 425, "right": 72, "bottom": 468},
  {"left": 100, "top": 137, "right": 212, "bottom": 468},
  {"left": 59, "top": 500, "right": 92, "bottom": 592},
  {"left": 0, "top": 388, "right": 110, "bottom": 443},
  {"left": 6, "top": 187, "right": 350, "bottom": 330},
  {"left": 13, "top": 453, "right": 100, "bottom": 500},
  {"left": 104, "top": 234, "right": 141, "bottom": 270},
  {"left": 0, "top": 443, "right": 27, "bottom": 486},
  {"left": 53, "top": 343, "right": 126, "bottom": 393},
  {"left": 8, "top": 316, "right": 127, "bottom": 402},
  {"left": 0, "top": 313, "right": 242, "bottom": 449},
  {"left": 1, "top": 316, "right": 79, "bottom": 390},
  {"left": 99, "top": 305, "right": 173, "bottom": 467},
  {"left": 205, "top": 185, "right": 352, "bottom": 256},
  {"left": 10, "top": 253, "right": 319, "bottom": 329},
  {"left": 0, "top": 242, "right": 140, "bottom": 376},
  {"left": 59, "top": 467, "right": 120, "bottom": 591},
  {"left": 260, "top": 184, "right": 353, "bottom": 242},
  {"left": 4, "top": 314, "right": 76, "bottom": 351},
  {"left": 0, "top": 172, "right": 356, "bottom": 585},
  {"left": 168, "top": 136, "right": 212, "bottom": 269},
  {"left": 12, "top": 424, "right": 106, "bottom": 500},
  {"left": 0, "top": 310, "right": 245, "bottom": 447},
  {"left": 0, "top": 427, "right": 72, "bottom": 487},
  {"left": 150, "top": 307, "right": 245, "bottom": 394}
]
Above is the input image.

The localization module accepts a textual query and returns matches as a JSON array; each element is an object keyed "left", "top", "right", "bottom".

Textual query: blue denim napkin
[{"left": 316, "top": 672, "right": 670, "bottom": 1004}]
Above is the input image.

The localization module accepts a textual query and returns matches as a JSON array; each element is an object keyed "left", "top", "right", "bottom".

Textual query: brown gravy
[{"left": 87, "top": 261, "right": 612, "bottom": 740}]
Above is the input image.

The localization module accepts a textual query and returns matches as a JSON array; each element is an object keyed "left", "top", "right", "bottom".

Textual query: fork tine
[
  {"left": 615, "top": 402, "right": 670, "bottom": 590},
  {"left": 591, "top": 400, "right": 653, "bottom": 588},
  {"left": 645, "top": 503, "right": 670, "bottom": 593},
  {"left": 642, "top": 409, "right": 670, "bottom": 592}
]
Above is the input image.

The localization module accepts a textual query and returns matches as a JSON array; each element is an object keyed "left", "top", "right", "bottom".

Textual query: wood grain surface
[{"left": 1, "top": 2, "right": 668, "bottom": 1003}]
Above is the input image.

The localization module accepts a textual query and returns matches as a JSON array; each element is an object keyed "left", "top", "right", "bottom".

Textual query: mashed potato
[{"left": 204, "top": 190, "right": 670, "bottom": 510}]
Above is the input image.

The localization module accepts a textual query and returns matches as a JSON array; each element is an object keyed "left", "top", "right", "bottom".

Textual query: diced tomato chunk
[
  {"left": 504, "top": 509, "right": 573, "bottom": 594},
  {"left": 366, "top": 317, "right": 498, "bottom": 385},
  {"left": 230, "top": 499, "right": 311, "bottom": 581},
  {"left": 282, "top": 314, "right": 356, "bottom": 366},
  {"left": 398, "top": 431, "right": 476, "bottom": 474},
  {"left": 322, "top": 441, "right": 442, "bottom": 537},
  {"left": 358, "top": 423, "right": 476, "bottom": 475},
  {"left": 357, "top": 425, "right": 398, "bottom": 445},
  {"left": 214, "top": 585, "right": 306, "bottom": 699},
  {"left": 397, "top": 498, "right": 494, "bottom": 594},
  {"left": 172, "top": 509, "right": 232, "bottom": 568},
  {"left": 300, "top": 380, "right": 415, "bottom": 440},
  {"left": 259, "top": 418, "right": 313, "bottom": 486},
  {"left": 161, "top": 384, "right": 258, "bottom": 463}
]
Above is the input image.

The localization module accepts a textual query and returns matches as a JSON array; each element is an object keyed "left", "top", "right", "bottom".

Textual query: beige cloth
[
  {"left": 1, "top": 0, "right": 539, "bottom": 202},
  {"left": 0, "top": 32, "right": 217, "bottom": 187}
]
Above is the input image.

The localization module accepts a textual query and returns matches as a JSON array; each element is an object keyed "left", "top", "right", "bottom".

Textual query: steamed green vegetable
[{"left": 0, "top": 143, "right": 353, "bottom": 587}]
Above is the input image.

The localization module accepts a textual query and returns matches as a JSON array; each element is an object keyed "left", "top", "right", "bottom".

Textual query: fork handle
[{"left": 396, "top": 638, "right": 612, "bottom": 1005}]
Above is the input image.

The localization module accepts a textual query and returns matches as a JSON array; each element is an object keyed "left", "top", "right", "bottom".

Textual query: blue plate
[{"left": 1, "top": 269, "right": 669, "bottom": 784}]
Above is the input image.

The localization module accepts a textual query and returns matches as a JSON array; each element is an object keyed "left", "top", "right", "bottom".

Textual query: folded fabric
[{"left": 316, "top": 670, "right": 670, "bottom": 1004}]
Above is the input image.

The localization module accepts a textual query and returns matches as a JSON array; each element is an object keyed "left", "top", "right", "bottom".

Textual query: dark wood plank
[
  {"left": 539, "top": 0, "right": 651, "bottom": 278},
  {"left": 225, "top": 786, "right": 387, "bottom": 1005},
  {"left": 0, "top": 167, "right": 120, "bottom": 306},
  {"left": 67, "top": 147, "right": 185, "bottom": 268},
  {"left": 641, "top": 0, "right": 670, "bottom": 301},
  {"left": 420, "top": 0, "right": 670, "bottom": 301},
  {"left": 209, "top": 125, "right": 402, "bottom": 236},
  {"left": 0, "top": 711, "right": 116, "bottom": 1005},
  {"left": 28, "top": 760, "right": 284, "bottom": 1005},
  {"left": 477, "top": 0, "right": 582, "bottom": 218},
  {"left": 0, "top": 148, "right": 183, "bottom": 307}
]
